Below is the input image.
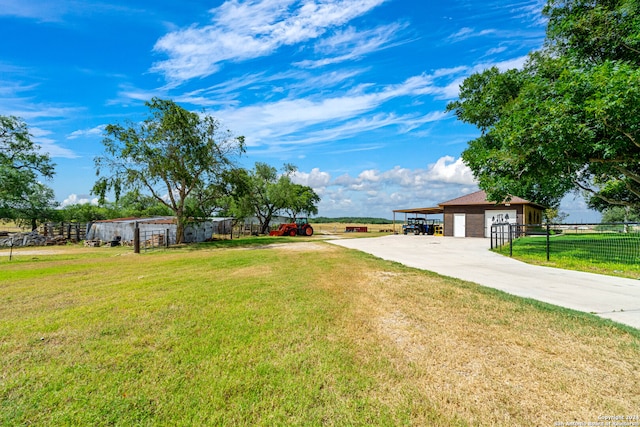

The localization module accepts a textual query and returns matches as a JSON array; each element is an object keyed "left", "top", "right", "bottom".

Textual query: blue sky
[{"left": 0, "top": 0, "right": 599, "bottom": 221}]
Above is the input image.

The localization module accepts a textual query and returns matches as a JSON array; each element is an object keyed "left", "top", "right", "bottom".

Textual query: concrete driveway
[{"left": 328, "top": 235, "right": 640, "bottom": 330}]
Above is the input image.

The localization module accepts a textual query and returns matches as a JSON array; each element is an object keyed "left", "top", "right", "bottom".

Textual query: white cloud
[
  {"left": 60, "top": 193, "right": 99, "bottom": 207},
  {"left": 215, "top": 70, "right": 452, "bottom": 149},
  {"left": 296, "top": 22, "right": 407, "bottom": 68},
  {"left": 151, "top": 0, "right": 388, "bottom": 83},
  {"left": 29, "top": 127, "right": 79, "bottom": 158},
  {"left": 486, "top": 46, "right": 507, "bottom": 55},
  {"left": 425, "top": 156, "right": 476, "bottom": 185},
  {"left": 358, "top": 169, "right": 382, "bottom": 183},
  {"left": 447, "top": 27, "right": 496, "bottom": 42},
  {"left": 0, "top": 0, "right": 70, "bottom": 21},
  {"left": 67, "top": 124, "right": 106, "bottom": 140},
  {"left": 292, "top": 167, "right": 331, "bottom": 188},
  {"left": 292, "top": 156, "right": 479, "bottom": 218}
]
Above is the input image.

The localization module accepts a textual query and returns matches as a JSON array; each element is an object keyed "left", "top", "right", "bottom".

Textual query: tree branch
[{"left": 573, "top": 179, "right": 633, "bottom": 207}]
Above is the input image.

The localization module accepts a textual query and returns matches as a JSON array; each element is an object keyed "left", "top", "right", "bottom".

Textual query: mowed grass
[
  {"left": 310, "top": 222, "right": 398, "bottom": 238},
  {"left": 494, "top": 233, "right": 640, "bottom": 279},
  {"left": 1, "top": 241, "right": 639, "bottom": 426}
]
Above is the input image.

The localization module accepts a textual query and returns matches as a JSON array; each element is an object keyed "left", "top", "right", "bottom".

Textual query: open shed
[{"left": 392, "top": 207, "right": 443, "bottom": 234}]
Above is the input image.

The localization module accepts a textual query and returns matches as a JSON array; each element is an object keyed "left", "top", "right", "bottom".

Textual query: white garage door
[
  {"left": 484, "top": 210, "right": 517, "bottom": 237},
  {"left": 453, "top": 214, "right": 466, "bottom": 237}
]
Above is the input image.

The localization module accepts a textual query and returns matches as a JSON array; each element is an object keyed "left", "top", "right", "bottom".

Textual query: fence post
[
  {"left": 134, "top": 225, "right": 140, "bottom": 254},
  {"left": 490, "top": 224, "right": 494, "bottom": 250},
  {"left": 509, "top": 223, "right": 513, "bottom": 257},
  {"left": 546, "top": 223, "right": 550, "bottom": 261}
]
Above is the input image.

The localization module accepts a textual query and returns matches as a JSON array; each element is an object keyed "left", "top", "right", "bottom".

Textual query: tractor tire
[
  {"left": 304, "top": 226, "right": 314, "bottom": 236},
  {"left": 289, "top": 229, "right": 297, "bottom": 237}
]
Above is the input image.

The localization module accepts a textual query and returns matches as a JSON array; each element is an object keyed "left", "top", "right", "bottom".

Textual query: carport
[{"left": 392, "top": 207, "right": 443, "bottom": 234}]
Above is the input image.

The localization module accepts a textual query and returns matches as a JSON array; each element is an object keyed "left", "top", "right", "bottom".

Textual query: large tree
[
  {"left": 225, "top": 163, "right": 320, "bottom": 234},
  {"left": 93, "top": 98, "right": 245, "bottom": 243},
  {"left": 446, "top": 0, "right": 640, "bottom": 210},
  {"left": 0, "top": 115, "right": 57, "bottom": 228}
]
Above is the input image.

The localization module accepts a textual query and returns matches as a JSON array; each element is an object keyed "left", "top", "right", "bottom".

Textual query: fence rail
[{"left": 491, "top": 222, "right": 640, "bottom": 264}]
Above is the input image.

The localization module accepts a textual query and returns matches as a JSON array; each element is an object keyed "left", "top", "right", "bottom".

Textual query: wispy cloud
[
  {"left": 0, "top": 0, "right": 144, "bottom": 22},
  {"left": 67, "top": 125, "right": 106, "bottom": 140},
  {"left": 30, "top": 127, "right": 79, "bottom": 158},
  {"left": 0, "top": 0, "right": 71, "bottom": 21},
  {"left": 213, "top": 69, "right": 453, "bottom": 150},
  {"left": 151, "top": 0, "right": 388, "bottom": 84},
  {"left": 447, "top": 27, "right": 497, "bottom": 43},
  {"left": 295, "top": 22, "right": 408, "bottom": 68}
]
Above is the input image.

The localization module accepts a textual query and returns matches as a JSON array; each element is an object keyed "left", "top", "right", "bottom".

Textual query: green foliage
[
  {"left": 114, "top": 190, "right": 174, "bottom": 218},
  {"left": 224, "top": 163, "right": 320, "bottom": 234},
  {"left": 93, "top": 98, "right": 245, "bottom": 242},
  {"left": 312, "top": 217, "right": 393, "bottom": 224},
  {"left": 447, "top": 0, "right": 640, "bottom": 210},
  {"left": 0, "top": 115, "right": 58, "bottom": 228},
  {"left": 543, "top": 208, "right": 569, "bottom": 224},
  {"left": 58, "top": 203, "right": 114, "bottom": 222},
  {"left": 601, "top": 206, "right": 640, "bottom": 223}
]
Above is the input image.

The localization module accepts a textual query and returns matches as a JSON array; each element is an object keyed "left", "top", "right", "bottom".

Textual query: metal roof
[
  {"left": 393, "top": 207, "right": 444, "bottom": 215},
  {"left": 439, "top": 190, "right": 544, "bottom": 208},
  {"left": 393, "top": 190, "right": 545, "bottom": 216}
]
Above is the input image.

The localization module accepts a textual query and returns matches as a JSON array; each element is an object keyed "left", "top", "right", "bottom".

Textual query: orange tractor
[{"left": 269, "top": 218, "right": 314, "bottom": 237}]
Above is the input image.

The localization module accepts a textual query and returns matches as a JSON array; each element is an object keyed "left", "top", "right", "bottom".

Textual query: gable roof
[{"left": 439, "top": 190, "right": 543, "bottom": 208}]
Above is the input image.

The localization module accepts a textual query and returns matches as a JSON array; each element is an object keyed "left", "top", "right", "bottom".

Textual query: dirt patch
[
  {"left": 0, "top": 249, "right": 64, "bottom": 256},
  {"left": 243, "top": 242, "right": 332, "bottom": 252}
]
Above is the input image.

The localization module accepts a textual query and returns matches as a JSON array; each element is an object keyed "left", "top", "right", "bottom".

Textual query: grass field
[
  {"left": 1, "top": 239, "right": 639, "bottom": 425},
  {"left": 494, "top": 233, "right": 640, "bottom": 279},
  {"left": 310, "top": 222, "right": 399, "bottom": 236}
]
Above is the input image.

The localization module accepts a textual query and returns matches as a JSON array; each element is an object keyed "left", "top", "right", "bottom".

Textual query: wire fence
[
  {"left": 139, "top": 229, "right": 171, "bottom": 251},
  {"left": 491, "top": 223, "right": 640, "bottom": 265}
]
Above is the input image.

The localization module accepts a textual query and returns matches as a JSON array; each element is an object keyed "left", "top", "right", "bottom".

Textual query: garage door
[
  {"left": 454, "top": 214, "right": 466, "bottom": 237},
  {"left": 484, "top": 210, "right": 517, "bottom": 237}
]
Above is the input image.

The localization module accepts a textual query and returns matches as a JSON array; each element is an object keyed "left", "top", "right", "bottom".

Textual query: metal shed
[{"left": 86, "top": 217, "right": 233, "bottom": 245}]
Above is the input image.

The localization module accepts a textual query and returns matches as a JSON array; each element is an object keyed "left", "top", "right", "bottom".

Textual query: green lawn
[
  {"left": 494, "top": 233, "right": 640, "bottom": 279},
  {"left": 1, "top": 240, "right": 639, "bottom": 425}
]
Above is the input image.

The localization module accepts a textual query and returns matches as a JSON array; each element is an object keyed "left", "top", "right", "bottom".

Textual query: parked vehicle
[
  {"left": 269, "top": 217, "right": 314, "bottom": 237},
  {"left": 402, "top": 218, "right": 435, "bottom": 235}
]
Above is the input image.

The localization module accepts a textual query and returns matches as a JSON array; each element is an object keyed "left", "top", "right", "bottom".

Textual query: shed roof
[
  {"left": 94, "top": 216, "right": 176, "bottom": 225},
  {"left": 393, "top": 207, "right": 444, "bottom": 215},
  {"left": 439, "top": 190, "right": 543, "bottom": 208},
  {"left": 93, "top": 216, "right": 233, "bottom": 225}
]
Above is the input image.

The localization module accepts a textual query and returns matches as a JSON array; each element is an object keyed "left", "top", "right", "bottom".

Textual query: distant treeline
[{"left": 312, "top": 217, "right": 393, "bottom": 224}]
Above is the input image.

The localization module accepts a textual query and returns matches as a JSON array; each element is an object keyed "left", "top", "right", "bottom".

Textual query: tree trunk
[
  {"left": 176, "top": 220, "right": 184, "bottom": 244},
  {"left": 259, "top": 214, "right": 273, "bottom": 235}
]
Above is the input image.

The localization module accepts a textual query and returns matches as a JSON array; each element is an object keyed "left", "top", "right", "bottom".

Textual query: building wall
[
  {"left": 444, "top": 205, "right": 526, "bottom": 237},
  {"left": 87, "top": 218, "right": 233, "bottom": 244},
  {"left": 523, "top": 205, "right": 544, "bottom": 225}
]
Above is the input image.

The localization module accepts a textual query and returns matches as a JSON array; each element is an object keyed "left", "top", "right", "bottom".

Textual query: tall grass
[{"left": 1, "top": 241, "right": 639, "bottom": 425}]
